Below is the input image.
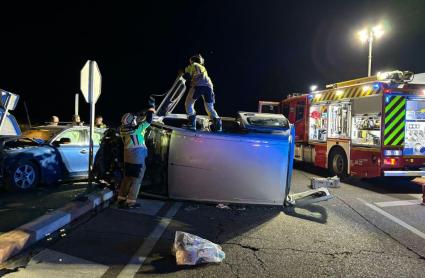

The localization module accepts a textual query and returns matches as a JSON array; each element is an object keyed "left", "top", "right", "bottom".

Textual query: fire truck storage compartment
[
  {"left": 328, "top": 102, "right": 351, "bottom": 139},
  {"left": 404, "top": 97, "right": 425, "bottom": 155},
  {"left": 351, "top": 95, "right": 382, "bottom": 146},
  {"left": 309, "top": 104, "right": 328, "bottom": 142}
]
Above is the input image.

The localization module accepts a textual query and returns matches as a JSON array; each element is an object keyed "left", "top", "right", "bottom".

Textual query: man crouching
[{"left": 117, "top": 100, "right": 155, "bottom": 209}]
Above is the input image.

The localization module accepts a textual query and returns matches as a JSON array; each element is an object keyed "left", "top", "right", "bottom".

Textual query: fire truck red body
[{"left": 259, "top": 71, "right": 425, "bottom": 178}]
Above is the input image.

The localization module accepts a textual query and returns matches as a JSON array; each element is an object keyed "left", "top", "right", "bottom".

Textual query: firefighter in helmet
[
  {"left": 117, "top": 99, "right": 155, "bottom": 209},
  {"left": 183, "top": 54, "right": 222, "bottom": 132}
]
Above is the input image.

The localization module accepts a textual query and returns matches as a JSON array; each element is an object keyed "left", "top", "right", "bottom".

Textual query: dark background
[{"left": 0, "top": 0, "right": 424, "bottom": 126}]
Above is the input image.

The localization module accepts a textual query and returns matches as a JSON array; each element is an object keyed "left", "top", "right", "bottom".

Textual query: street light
[
  {"left": 310, "top": 85, "right": 318, "bottom": 92},
  {"left": 357, "top": 24, "right": 385, "bottom": 77}
]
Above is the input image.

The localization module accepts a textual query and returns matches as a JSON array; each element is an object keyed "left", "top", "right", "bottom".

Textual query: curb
[{"left": 0, "top": 188, "right": 113, "bottom": 264}]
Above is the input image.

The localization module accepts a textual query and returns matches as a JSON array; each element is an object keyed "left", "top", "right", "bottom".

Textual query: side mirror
[{"left": 53, "top": 137, "right": 71, "bottom": 147}]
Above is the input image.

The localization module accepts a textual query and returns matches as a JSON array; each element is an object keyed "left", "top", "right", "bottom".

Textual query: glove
[{"left": 148, "top": 96, "right": 155, "bottom": 109}]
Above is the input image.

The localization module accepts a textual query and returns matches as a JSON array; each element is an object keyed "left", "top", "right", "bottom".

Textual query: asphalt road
[{"left": 2, "top": 166, "right": 425, "bottom": 277}]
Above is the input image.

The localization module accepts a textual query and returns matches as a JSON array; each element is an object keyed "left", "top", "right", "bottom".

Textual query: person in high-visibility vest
[
  {"left": 183, "top": 54, "right": 222, "bottom": 132},
  {"left": 117, "top": 99, "right": 155, "bottom": 209},
  {"left": 95, "top": 115, "right": 107, "bottom": 128}
]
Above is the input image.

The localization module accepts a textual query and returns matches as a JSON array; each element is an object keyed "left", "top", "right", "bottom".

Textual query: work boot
[
  {"left": 213, "top": 117, "right": 223, "bottom": 132},
  {"left": 127, "top": 202, "right": 141, "bottom": 209},
  {"left": 188, "top": 115, "right": 196, "bottom": 131}
]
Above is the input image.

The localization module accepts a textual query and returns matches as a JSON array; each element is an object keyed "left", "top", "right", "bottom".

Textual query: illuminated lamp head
[{"left": 372, "top": 83, "right": 380, "bottom": 90}]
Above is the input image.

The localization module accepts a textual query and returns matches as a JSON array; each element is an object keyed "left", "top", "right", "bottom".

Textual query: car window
[
  {"left": 246, "top": 117, "right": 289, "bottom": 128},
  {"left": 56, "top": 129, "right": 86, "bottom": 145},
  {"left": 93, "top": 130, "right": 105, "bottom": 145},
  {"left": 23, "top": 128, "right": 63, "bottom": 141}
]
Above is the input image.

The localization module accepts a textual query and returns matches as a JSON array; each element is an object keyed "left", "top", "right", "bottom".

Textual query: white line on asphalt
[
  {"left": 117, "top": 202, "right": 182, "bottom": 278},
  {"left": 357, "top": 198, "right": 425, "bottom": 241},
  {"left": 375, "top": 199, "right": 423, "bottom": 208}
]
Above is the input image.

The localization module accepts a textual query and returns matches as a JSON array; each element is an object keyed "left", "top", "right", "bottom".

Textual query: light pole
[{"left": 358, "top": 24, "right": 385, "bottom": 77}]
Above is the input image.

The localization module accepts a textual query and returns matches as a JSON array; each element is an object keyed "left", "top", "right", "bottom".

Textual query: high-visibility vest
[{"left": 185, "top": 63, "right": 213, "bottom": 88}]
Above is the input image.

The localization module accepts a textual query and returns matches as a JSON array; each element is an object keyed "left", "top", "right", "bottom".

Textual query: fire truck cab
[{"left": 260, "top": 71, "right": 425, "bottom": 178}]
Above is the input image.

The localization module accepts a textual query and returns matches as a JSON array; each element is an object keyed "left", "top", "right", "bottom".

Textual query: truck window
[
  {"left": 296, "top": 102, "right": 305, "bottom": 121},
  {"left": 282, "top": 103, "right": 290, "bottom": 117}
]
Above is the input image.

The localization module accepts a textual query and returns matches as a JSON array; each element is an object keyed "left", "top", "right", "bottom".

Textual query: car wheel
[
  {"left": 7, "top": 161, "right": 39, "bottom": 192},
  {"left": 329, "top": 148, "right": 348, "bottom": 178}
]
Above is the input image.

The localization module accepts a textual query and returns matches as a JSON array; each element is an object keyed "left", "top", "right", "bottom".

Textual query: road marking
[
  {"left": 358, "top": 198, "right": 425, "bottom": 241},
  {"left": 375, "top": 199, "right": 422, "bottom": 208},
  {"left": 117, "top": 202, "right": 182, "bottom": 278}
]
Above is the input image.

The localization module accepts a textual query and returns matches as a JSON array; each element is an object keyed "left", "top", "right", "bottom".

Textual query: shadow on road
[{"left": 283, "top": 204, "right": 328, "bottom": 224}]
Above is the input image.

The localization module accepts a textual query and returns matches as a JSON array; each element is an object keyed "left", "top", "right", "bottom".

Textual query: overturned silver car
[{"left": 95, "top": 78, "right": 330, "bottom": 206}]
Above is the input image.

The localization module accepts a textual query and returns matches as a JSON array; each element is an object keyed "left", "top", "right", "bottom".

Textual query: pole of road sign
[
  {"left": 75, "top": 93, "right": 79, "bottom": 116},
  {"left": 80, "top": 60, "right": 102, "bottom": 189},
  {"left": 88, "top": 61, "right": 95, "bottom": 186}
]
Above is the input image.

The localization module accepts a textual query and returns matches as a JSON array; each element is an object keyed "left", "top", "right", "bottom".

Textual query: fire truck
[{"left": 259, "top": 71, "right": 425, "bottom": 178}]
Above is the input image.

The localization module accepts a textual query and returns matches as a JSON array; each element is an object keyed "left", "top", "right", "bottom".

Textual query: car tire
[
  {"left": 6, "top": 160, "right": 39, "bottom": 192},
  {"left": 328, "top": 148, "right": 348, "bottom": 178}
]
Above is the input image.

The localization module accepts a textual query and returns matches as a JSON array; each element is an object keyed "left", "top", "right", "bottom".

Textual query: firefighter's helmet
[
  {"left": 189, "top": 54, "right": 204, "bottom": 65},
  {"left": 121, "top": 113, "right": 136, "bottom": 126}
]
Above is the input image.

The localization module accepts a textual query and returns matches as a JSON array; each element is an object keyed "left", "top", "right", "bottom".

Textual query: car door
[
  {"left": 93, "top": 128, "right": 106, "bottom": 155},
  {"left": 54, "top": 128, "right": 89, "bottom": 176}
]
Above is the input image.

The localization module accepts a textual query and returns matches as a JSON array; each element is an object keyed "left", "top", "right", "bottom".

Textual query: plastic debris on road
[
  {"left": 172, "top": 231, "right": 225, "bottom": 265},
  {"left": 311, "top": 176, "right": 340, "bottom": 189},
  {"left": 216, "top": 203, "right": 230, "bottom": 209}
]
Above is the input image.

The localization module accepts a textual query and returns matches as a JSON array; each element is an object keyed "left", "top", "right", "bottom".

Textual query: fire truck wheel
[{"left": 329, "top": 148, "right": 348, "bottom": 178}]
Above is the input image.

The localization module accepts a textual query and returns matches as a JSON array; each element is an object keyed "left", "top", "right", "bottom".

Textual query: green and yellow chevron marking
[{"left": 384, "top": 96, "right": 406, "bottom": 146}]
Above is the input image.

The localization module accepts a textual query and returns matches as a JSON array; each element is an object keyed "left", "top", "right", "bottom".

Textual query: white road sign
[{"left": 80, "top": 60, "right": 102, "bottom": 104}]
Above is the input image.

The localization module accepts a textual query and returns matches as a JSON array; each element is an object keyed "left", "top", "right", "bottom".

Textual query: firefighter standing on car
[
  {"left": 117, "top": 99, "right": 155, "bottom": 209},
  {"left": 183, "top": 54, "right": 222, "bottom": 132}
]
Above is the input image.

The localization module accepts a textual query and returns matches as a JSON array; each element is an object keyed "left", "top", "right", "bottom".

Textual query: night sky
[{"left": 1, "top": 0, "right": 424, "bottom": 126}]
